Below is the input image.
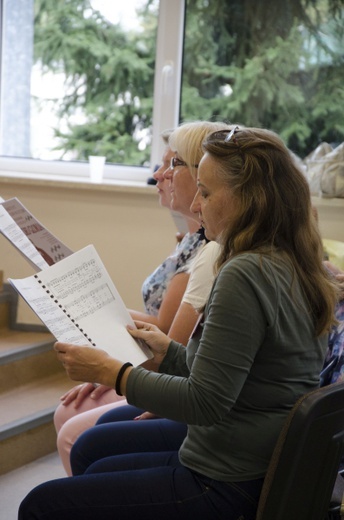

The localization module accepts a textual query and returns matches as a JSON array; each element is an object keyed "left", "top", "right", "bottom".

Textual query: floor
[{"left": 0, "top": 451, "right": 66, "bottom": 520}]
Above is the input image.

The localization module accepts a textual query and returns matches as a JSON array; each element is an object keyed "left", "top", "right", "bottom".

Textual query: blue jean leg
[
  {"left": 19, "top": 451, "right": 264, "bottom": 520},
  {"left": 70, "top": 411, "right": 187, "bottom": 475},
  {"left": 95, "top": 404, "right": 144, "bottom": 424}
]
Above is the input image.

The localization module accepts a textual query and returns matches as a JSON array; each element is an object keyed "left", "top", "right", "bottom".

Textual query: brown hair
[{"left": 202, "top": 126, "right": 337, "bottom": 336}]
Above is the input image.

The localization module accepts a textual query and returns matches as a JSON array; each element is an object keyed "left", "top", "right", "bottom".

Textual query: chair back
[{"left": 256, "top": 381, "right": 344, "bottom": 520}]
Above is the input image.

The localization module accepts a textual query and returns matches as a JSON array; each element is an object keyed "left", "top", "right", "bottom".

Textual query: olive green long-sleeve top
[{"left": 126, "top": 252, "right": 327, "bottom": 482}]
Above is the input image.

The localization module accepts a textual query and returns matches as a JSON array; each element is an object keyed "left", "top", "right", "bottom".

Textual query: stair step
[
  {"left": 0, "top": 331, "right": 63, "bottom": 393},
  {"left": 0, "top": 283, "right": 84, "bottom": 474},
  {"left": 0, "top": 371, "right": 73, "bottom": 475},
  {"left": 0, "top": 328, "right": 76, "bottom": 474},
  {"left": 0, "top": 329, "right": 54, "bottom": 356},
  {"left": 0, "top": 372, "right": 73, "bottom": 430},
  {"left": 0, "top": 419, "right": 59, "bottom": 475}
]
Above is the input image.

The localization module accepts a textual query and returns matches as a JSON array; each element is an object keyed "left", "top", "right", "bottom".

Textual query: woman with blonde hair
[{"left": 20, "top": 126, "right": 337, "bottom": 520}]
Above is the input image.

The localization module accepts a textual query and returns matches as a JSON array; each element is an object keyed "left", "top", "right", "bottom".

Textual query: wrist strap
[{"left": 115, "top": 362, "right": 133, "bottom": 396}]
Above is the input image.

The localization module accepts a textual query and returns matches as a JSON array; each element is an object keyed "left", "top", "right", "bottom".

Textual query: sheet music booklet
[{"left": 8, "top": 244, "right": 152, "bottom": 366}]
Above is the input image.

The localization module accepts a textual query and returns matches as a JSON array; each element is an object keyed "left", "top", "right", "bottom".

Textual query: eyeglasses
[{"left": 170, "top": 156, "right": 199, "bottom": 170}]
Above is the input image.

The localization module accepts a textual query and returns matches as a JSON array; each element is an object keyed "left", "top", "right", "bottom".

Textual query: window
[
  {"left": 0, "top": 0, "right": 184, "bottom": 180},
  {"left": 0, "top": 0, "right": 343, "bottom": 182}
]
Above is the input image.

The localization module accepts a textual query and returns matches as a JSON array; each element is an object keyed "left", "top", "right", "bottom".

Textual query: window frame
[{"left": 0, "top": 0, "right": 185, "bottom": 184}]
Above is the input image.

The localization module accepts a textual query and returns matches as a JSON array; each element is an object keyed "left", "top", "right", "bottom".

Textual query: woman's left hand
[
  {"left": 54, "top": 342, "right": 122, "bottom": 387},
  {"left": 127, "top": 321, "right": 170, "bottom": 364},
  {"left": 134, "top": 411, "right": 159, "bottom": 420}
]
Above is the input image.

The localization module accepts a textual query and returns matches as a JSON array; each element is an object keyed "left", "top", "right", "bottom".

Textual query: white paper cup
[{"left": 89, "top": 155, "right": 106, "bottom": 183}]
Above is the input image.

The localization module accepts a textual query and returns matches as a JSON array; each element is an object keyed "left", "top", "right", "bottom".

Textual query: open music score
[{"left": 9, "top": 245, "right": 152, "bottom": 366}]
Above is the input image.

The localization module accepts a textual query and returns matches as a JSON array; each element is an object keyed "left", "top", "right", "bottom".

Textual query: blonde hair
[
  {"left": 202, "top": 126, "right": 338, "bottom": 336},
  {"left": 169, "top": 121, "right": 230, "bottom": 179}
]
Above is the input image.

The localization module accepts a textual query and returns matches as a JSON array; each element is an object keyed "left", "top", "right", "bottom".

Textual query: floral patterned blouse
[
  {"left": 321, "top": 299, "right": 344, "bottom": 386},
  {"left": 141, "top": 229, "right": 206, "bottom": 316}
]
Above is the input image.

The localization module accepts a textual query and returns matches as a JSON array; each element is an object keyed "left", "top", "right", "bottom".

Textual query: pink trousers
[{"left": 54, "top": 389, "right": 126, "bottom": 475}]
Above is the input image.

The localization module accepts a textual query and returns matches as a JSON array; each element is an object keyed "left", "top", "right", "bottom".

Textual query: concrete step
[
  {"left": 0, "top": 330, "right": 73, "bottom": 475},
  {"left": 0, "top": 330, "right": 58, "bottom": 391},
  {"left": 0, "top": 372, "right": 72, "bottom": 475}
]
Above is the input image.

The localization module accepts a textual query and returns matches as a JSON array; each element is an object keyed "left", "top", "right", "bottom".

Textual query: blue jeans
[
  {"left": 19, "top": 405, "right": 264, "bottom": 518},
  {"left": 70, "top": 404, "right": 188, "bottom": 475},
  {"left": 19, "top": 451, "right": 263, "bottom": 519}
]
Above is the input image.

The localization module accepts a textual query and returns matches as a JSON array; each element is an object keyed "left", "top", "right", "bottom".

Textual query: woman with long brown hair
[{"left": 20, "top": 126, "right": 337, "bottom": 519}]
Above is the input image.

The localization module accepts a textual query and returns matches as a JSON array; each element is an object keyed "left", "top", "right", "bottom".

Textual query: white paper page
[
  {"left": 9, "top": 276, "right": 89, "bottom": 344},
  {"left": 2, "top": 198, "right": 73, "bottom": 265},
  {"left": 0, "top": 206, "right": 49, "bottom": 271},
  {"left": 9, "top": 245, "right": 152, "bottom": 366}
]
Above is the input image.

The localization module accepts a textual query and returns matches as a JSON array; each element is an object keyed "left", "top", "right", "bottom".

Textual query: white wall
[{"left": 0, "top": 178, "right": 177, "bottom": 324}]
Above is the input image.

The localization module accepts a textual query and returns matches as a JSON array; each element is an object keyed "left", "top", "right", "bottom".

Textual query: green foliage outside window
[
  {"left": 33, "top": 0, "right": 344, "bottom": 163},
  {"left": 182, "top": 0, "right": 344, "bottom": 157},
  {"left": 34, "top": 0, "right": 157, "bottom": 164}
]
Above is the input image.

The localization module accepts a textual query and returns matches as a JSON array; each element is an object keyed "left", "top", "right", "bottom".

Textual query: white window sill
[
  {"left": 0, "top": 169, "right": 156, "bottom": 195},
  {"left": 0, "top": 158, "right": 155, "bottom": 195}
]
